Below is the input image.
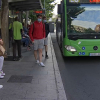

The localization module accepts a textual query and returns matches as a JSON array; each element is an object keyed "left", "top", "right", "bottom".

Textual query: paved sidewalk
[{"left": 0, "top": 34, "right": 67, "bottom": 100}]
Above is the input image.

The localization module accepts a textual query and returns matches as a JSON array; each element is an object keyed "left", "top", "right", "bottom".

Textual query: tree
[
  {"left": 85, "top": 28, "right": 95, "bottom": 33},
  {"left": 28, "top": 11, "right": 37, "bottom": 22},
  {"left": 1, "top": 0, "right": 9, "bottom": 55},
  {"left": 41, "top": 0, "right": 56, "bottom": 19},
  {"left": 22, "top": 0, "right": 56, "bottom": 23}
]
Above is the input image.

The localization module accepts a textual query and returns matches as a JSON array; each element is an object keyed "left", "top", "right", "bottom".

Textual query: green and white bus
[{"left": 56, "top": 0, "right": 100, "bottom": 57}]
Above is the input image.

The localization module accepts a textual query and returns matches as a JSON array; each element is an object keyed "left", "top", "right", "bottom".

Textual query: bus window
[{"left": 67, "top": 4, "right": 100, "bottom": 39}]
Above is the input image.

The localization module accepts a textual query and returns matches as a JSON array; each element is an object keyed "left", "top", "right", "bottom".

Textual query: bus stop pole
[
  {"left": 44, "top": 0, "right": 45, "bottom": 9},
  {"left": 44, "top": 0, "right": 46, "bottom": 15}
]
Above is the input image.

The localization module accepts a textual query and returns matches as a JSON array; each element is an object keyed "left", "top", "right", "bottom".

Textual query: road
[{"left": 51, "top": 33, "right": 100, "bottom": 100}]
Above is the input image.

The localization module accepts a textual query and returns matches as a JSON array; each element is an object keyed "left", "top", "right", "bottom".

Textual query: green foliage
[
  {"left": 22, "top": 0, "right": 56, "bottom": 22},
  {"left": 52, "top": 17, "right": 56, "bottom": 22},
  {"left": 22, "top": 12, "right": 26, "bottom": 19},
  {"left": 41, "top": 0, "right": 56, "bottom": 20},
  {"left": 84, "top": 28, "right": 95, "bottom": 33},
  {"left": 28, "top": 11, "right": 37, "bottom": 22}
]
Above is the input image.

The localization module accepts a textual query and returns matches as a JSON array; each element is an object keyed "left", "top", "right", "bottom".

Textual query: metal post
[
  {"left": 44, "top": 0, "right": 45, "bottom": 9},
  {"left": 44, "top": 0, "right": 46, "bottom": 15}
]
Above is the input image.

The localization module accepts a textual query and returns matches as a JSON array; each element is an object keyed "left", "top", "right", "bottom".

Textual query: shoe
[
  {"left": 18, "top": 55, "right": 22, "bottom": 59},
  {"left": 0, "top": 85, "right": 3, "bottom": 89},
  {"left": 27, "top": 47, "right": 31, "bottom": 51},
  {"left": 39, "top": 62, "right": 45, "bottom": 67},
  {"left": 45, "top": 55, "right": 49, "bottom": 59},
  {"left": 0, "top": 71, "right": 5, "bottom": 76},
  {"left": 0, "top": 73, "right": 4, "bottom": 79},
  {"left": 36, "top": 60, "right": 39, "bottom": 64},
  {"left": 13, "top": 58, "right": 17, "bottom": 61}
]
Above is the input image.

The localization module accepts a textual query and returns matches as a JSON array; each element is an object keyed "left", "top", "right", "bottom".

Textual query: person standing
[
  {"left": 43, "top": 16, "right": 50, "bottom": 59},
  {"left": 0, "top": 38, "right": 5, "bottom": 79},
  {"left": 11, "top": 17, "right": 23, "bottom": 61},
  {"left": 29, "top": 14, "right": 45, "bottom": 67},
  {"left": 0, "top": 38, "right": 5, "bottom": 89}
]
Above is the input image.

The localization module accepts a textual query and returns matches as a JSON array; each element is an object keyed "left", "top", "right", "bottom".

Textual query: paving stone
[{"left": 7, "top": 75, "right": 33, "bottom": 83}]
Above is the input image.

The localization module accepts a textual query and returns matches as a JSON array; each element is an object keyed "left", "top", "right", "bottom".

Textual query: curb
[{"left": 50, "top": 34, "right": 67, "bottom": 100}]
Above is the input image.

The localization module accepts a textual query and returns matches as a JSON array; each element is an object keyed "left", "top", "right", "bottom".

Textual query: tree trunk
[{"left": 1, "top": 0, "right": 9, "bottom": 56}]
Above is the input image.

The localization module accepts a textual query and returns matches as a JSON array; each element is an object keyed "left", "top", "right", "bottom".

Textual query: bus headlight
[{"left": 65, "top": 45, "right": 76, "bottom": 52}]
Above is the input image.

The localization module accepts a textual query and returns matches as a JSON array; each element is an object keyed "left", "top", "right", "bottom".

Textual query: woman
[
  {"left": 0, "top": 39, "right": 5, "bottom": 78},
  {"left": 0, "top": 38, "right": 5, "bottom": 89}
]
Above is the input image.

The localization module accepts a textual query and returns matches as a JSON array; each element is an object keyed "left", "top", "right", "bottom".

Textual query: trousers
[
  {"left": 13, "top": 40, "right": 21, "bottom": 58},
  {"left": 0, "top": 56, "right": 4, "bottom": 71}
]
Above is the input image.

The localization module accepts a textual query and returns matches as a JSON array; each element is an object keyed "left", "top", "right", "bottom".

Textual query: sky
[{"left": 53, "top": 0, "right": 61, "bottom": 15}]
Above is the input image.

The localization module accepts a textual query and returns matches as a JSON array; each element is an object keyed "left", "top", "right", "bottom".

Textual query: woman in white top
[{"left": 0, "top": 38, "right": 5, "bottom": 89}]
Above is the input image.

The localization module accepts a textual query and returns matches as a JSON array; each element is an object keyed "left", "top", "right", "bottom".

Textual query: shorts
[
  {"left": 44, "top": 37, "right": 48, "bottom": 46},
  {"left": 33, "top": 39, "right": 44, "bottom": 50}
]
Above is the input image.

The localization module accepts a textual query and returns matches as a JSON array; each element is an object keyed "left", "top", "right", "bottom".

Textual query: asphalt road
[{"left": 51, "top": 33, "right": 100, "bottom": 100}]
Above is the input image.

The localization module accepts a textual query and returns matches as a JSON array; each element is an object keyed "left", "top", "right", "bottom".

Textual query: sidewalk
[{"left": 0, "top": 34, "right": 67, "bottom": 100}]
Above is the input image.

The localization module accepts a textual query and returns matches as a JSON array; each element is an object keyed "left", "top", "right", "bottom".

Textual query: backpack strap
[{"left": 32, "top": 22, "right": 34, "bottom": 35}]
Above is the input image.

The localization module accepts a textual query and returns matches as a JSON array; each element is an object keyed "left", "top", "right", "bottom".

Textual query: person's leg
[
  {"left": 45, "top": 45, "right": 48, "bottom": 58},
  {"left": 33, "top": 40, "right": 39, "bottom": 63},
  {"left": 13, "top": 40, "right": 17, "bottom": 60},
  {"left": 38, "top": 49, "right": 42, "bottom": 63},
  {"left": 0, "top": 56, "right": 5, "bottom": 76},
  {"left": 38, "top": 39, "right": 45, "bottom": 67},
  {"left": 44, "top": 38, "right": 49, "bottom": 58},
  {"left": 34, "top": 50, "right": 38, "bottom": 60},
  {"left": 0, "top": 57, "right": 4, "bottom": 78},
  {"left": 0, "top": 56, "right": 4, "bottom": 71},
  {"left": 17, "top": 40, "right": 21, "bottom": 58},
  {"left": 25, "top": 38, "right": 30, "bottom": 50}
]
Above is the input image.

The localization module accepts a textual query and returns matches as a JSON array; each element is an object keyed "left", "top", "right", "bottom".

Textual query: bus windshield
[{"left": 67, "top": 4, "right": 100, "bottom": 39}]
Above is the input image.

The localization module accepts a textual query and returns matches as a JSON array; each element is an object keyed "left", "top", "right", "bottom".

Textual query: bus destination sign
[
  {"left": 69, "top": 0, "right": 100, "bottom": 3},
  {"left": 69, "top": 0, "right": 80, "bottom": 3},
  {"left": 90, "top": 0, "right": 100, "bottom": 2}
]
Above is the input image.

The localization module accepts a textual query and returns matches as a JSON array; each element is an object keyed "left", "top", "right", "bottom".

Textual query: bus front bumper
[{"left": 63, "top": 50, "right": 100, "bottom": 57}]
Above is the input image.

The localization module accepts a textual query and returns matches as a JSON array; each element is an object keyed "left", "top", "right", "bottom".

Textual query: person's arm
[
  {"left": 20, "top": 23, "right": 23, "bottom": 35},
  {"left": 20, "top": 29, "right": 23, "bottom": 34},
  {"left": 29, "top": 24, "right": 34, "bottom": 42},
  {"left": 0, "top": 39, "right": 3, "bottom": 45}
]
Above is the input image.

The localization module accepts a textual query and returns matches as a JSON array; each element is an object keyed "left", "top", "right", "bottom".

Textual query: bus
[{"left": 56, "top": 0, "right": 100, "bottom": 57}]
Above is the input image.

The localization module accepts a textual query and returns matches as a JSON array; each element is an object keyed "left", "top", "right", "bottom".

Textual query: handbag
[{"left": 0, "top": 45, "right": 5, "bottom": 56}]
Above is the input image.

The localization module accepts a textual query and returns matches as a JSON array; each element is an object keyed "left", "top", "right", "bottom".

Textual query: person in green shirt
[{"left": 12, "top": 17, "right": 23, "bottom": 61}]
